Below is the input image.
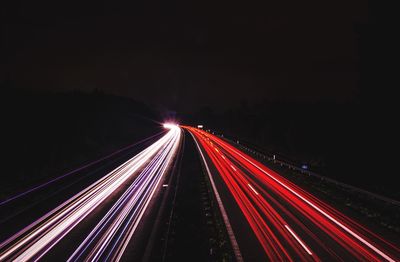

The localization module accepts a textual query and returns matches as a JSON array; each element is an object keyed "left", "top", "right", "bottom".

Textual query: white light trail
[
  {"left": 284, "top": 225, "right": 313, "bottom": 255},
  {"left": 69, "top": 127, "right": 181, "bottom": 261},
  {"left": 163, "top": 123, "right": 179, "bottom": 129},
  {"left": 247, "top": 184, "right": 259, "bottom": 195},
  {"left": 0, "top": 127, "right": 182, "bottom": 261}
]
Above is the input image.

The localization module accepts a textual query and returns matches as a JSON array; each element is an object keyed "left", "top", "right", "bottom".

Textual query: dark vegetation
[{"left": 0, "top": 88, "right": 162, "bottom": 199}]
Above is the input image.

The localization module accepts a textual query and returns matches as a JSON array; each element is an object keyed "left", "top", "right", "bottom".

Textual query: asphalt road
[
  {"left": 1, "top": 125, "right": 398, "bottom": 261},
  {"left": 0, "top": 133, "right": 160, "bottom": 241},
  {"left": 186, "top": 126, "right": 400, "bottom": 261},
  {"left": 0, "top": 126, "right": 182, "bottom": 261}
]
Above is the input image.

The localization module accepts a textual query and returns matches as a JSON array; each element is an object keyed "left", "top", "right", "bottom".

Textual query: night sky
[{"left": 2, "top": 0, "right": 367, "bottom": 112}]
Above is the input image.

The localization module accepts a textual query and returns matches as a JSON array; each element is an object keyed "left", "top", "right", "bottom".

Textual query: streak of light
[
  {"left": 184, "top": 126, "right": 399, "bottom": 261},
  {"left": 248, "top": 184, "right": 259, "bottom": 195},
  {"left": 284, "top": 225, "right": 313, "bottom": 255},
  {"left": 69, "top": 127, "right": 181, "bottom": 261},
  {"left": 0, "top": 132, "right": 164, "bottom": 207},
  {"left": 0, "top": 127, "right": 181, "bottom": 261}
]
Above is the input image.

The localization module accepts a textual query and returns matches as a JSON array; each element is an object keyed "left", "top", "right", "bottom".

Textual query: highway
[
  {"left": 1, "top": 124, "right": 399, "bottom": 261},
  {"left": 185, "top": 126, "right": 400, "bottom": 261},
  {"left": 0, "top": 124, "right": 182, "bottom": 261}
]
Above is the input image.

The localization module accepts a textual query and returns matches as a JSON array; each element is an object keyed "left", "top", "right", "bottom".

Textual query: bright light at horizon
[{"left": 163, "top": 123, "right": 179, "bottom": 129}]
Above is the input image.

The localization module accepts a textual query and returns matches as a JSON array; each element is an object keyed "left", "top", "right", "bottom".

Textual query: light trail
[
  {"left": 185, "top": 126, "right": 400, "bottom": 261},
  {"left": 68, "top": 125, "right": 181, "bottom": 261},
  {"left": 284, "top": 225, "right": 313, "bottom": 255},
  {"left": 187, "top": 127, "right": 315, "bottom": 261},
  {"left": 0, "top": 132, "right": 164, "bottom": 207},
  {"left": 248, "top": 184, "right": 259, "bottom": 195},
  {"left": 0, "top": 125, "right": 181, "bottom": 261}
]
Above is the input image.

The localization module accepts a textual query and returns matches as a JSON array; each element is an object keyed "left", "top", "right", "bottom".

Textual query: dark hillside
[{"left": 1, "top": 88, "right": 161, "bottom": 198}]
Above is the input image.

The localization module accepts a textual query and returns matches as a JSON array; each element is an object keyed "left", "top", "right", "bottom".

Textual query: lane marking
[
  {"left": 284, "top": 225, "right": 313, "bottom": 255},
  {"left": 247, "top": 184, "right": 259, "bottom": 195},
  {"left": 190, "top": 132, "right": 244, "bottom": 262},
  {"left": 222, "top": 144, "right": 396, "bottom": 262}
]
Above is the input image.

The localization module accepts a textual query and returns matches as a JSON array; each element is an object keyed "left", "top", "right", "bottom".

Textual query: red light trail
[
  {"left": 185, "top": 126, "right": 399, "bottom": 261},
  {"left": 0, "top": 124, "right": 398, "bottom": 261}
]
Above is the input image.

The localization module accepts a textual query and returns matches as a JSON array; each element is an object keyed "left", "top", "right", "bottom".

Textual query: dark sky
[{"left": 2, "top": 0, "right": 367, "bottom": 112}]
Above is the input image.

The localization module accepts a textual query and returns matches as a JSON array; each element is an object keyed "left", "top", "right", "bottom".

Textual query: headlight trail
[
  {"left": 0, "top": 125, "right": 181, "bottom": 261},
  {"left": 0, "top": 131, "right": 164, "bottom": 208},
  {"left": 185, "top": 126, "right": 399, "bottom": 261},
  {"left": 68, "top": 126, "right": 180, "bottom": 261}
]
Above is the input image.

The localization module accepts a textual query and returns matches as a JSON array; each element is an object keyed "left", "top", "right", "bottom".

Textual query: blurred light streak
[
  {"left": 69, "top": 126, "right": 180, "bottom": 261},
  {"left": 185, "top": 126, "right": 399, "bottom": 261},
  {"left": 0, "top": 132, "right": 164, "bottom": 207},
  {"left": 284, "top": 225, "right": 313, "bottom": 255},
  {"left": 0, "top": 127, "right": 181, "bottom": 261},
  {"left": 248, "top": 184, "right": 259, "bottom": 195}
]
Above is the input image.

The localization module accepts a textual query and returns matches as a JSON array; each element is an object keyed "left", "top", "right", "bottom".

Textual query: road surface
[
  {"left": 185, "top": 126, "right": 400, "bottom": 261},
  {"left": 1, "top": 124, "right": 399, "bottom": 261},
  {"left": 0, "top": 125, "right": 182, "bottom": 261}
]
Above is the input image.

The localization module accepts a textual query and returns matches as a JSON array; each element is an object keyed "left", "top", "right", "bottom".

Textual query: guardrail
[{"left": 215, "top": 134, "right": 400, "bottom": 207}]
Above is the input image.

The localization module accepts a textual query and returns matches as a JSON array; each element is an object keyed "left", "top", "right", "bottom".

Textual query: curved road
[
  {"left": 186, "top": 126, "right": 400, "bottom": 261},
  {"left": 0, "top": 125, "right": 182, "bottom": 261}
]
